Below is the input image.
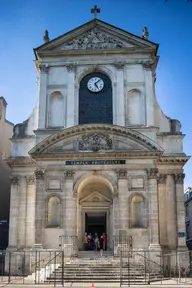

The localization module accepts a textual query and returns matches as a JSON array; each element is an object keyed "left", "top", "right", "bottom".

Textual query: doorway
[{"left": 85, "top": 212, "right": 106, "bottom": 238}]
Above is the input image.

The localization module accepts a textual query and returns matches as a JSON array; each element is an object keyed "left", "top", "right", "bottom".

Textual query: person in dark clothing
[{"left": 100, "top": 235, "right": 104, "bottom": 256}]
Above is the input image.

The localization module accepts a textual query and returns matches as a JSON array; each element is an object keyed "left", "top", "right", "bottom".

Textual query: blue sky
[{"left": 0, "top": 0, "right": 191, "bottom": 187}]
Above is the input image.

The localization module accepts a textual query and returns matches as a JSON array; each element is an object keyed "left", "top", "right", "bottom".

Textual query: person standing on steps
[
  {"left": 100, "top": 234, "right": 104, "bottom": 257},
  {"left": 102, "top": 233, "right": 107, "bottom": 251},
  {"left": 94, "top": 233, "right": 99, "bottom": 251},
  {"left": 83, "top": 232, "right": 88, "bottom": 250}
]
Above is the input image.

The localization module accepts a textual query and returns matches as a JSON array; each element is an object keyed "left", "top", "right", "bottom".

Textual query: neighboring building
[
  {"left": 6, "top": 16, "right": 189, "bottom": 260},
  {"left": 185, "top": 187, "right": 192, "bottom": 250},
  {"left": 0, "top": 97, "right": 14, "bottom": 248}
]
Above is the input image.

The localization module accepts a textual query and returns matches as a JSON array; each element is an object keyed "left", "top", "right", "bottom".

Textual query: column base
[
  {"left": 149, "top": 243, "right": 161, "bottom": 251},
  {"left": 33, "top": 243, "right": 43, "bottom": 249}
]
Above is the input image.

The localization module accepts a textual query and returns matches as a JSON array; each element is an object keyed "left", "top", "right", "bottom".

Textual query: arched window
[
  {"left": 79, "top": 72, "right": 113, "bottom": 124},
  {"left": 127, "top": 89, "right": 143, "bottom": 125},
  {"left": 48, "top": 92, "right": 65, "bottom": 127},
  {"left": 130, "top": 194, "right": 146, "bottom": 228},
  {"left": 47, "top": 196, "right": 61, "bottom": 227}
]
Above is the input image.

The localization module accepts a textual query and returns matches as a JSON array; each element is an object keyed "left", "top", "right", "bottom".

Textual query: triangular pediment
[
  {"left": 80, "top": 191, "right": 112, "bottom": 204},
  {"left": 34, "top": 19, "right": 158, "bottom": 58}
]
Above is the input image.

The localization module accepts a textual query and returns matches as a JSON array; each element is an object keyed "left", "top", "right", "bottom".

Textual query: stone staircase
[{"left": 45, "top": 251, "right": 164, "bottom": 284}]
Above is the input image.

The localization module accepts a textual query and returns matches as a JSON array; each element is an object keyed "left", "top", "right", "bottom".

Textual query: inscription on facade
[{"left": 66, "top": 160, "right": 125, "bottom": 166}]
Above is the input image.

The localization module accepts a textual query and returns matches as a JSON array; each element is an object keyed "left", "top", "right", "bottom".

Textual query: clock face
[{"left": 87, "top": 77, "right": 104, "bottom": 92}]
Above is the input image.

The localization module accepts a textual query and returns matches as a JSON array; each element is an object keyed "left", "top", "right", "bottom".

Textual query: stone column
[
  {"left": 174, "top": 172, "right": 186, "bottom": 249},
  {"left": 117, "top": 169, "right": 128, "bottom": 236},
  {"left": 38, "top": 64, "right": 49, "bottom": 129},
  {"left": 8, "top": 177, "right": 20, "bottom": 248},
  {"left": 147, "top": 168, "right": 161, "bottom": 250},
  {"left": 143, "top": 62, "right": 154, "bottom": 126},
  {"left": 17, "top": 176, "right": 27, "bottom": 248},
  {"left": 157, "top": 174, "right": 168, "bottom": 248},
  {"left": 66, "top": 64, "right": 76, "bottom": 127},
  {"left": 114, "top": 62, "right": 125, "bottom": 126},
  {"left": 34, "top": 169, "right": 45, "bottom": 248},
  {"left": 25, "top": 174, "right": 36, "bottom": 248},
  {"left": 64, "top": 170, "right": 76, "bottom": 236},
  {"left": 166, "top": 174, "right": 177, "bottom": 250}
]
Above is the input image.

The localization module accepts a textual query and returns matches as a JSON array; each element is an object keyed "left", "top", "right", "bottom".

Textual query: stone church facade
[{"left": 7, "top": 19, "right": 188, "bottom": 255}]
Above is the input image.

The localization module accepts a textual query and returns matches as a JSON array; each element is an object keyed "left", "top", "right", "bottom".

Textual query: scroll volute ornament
[
  {"left": 34, "top": 169, "right": 45, "bottom": 180},
  {"left": 11, "top": 176, "right": 20, "bottom": 185},
  {"left": 64, "top": 170, "right": 75, "bottom": 179},
  {"left": 117, "top": 169, "right": 127, "bottom": 179},
  {"left": 147, "top": 168, "right": 158, "bottom": 179},
  {"left": 157, "top": 174, "right": 167, "bottom": 184},
  {"left": 174, "top": 173, "right": 185, "bottom": 184}
]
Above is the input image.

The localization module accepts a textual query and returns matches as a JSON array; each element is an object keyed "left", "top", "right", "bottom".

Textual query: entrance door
[{"left": 85, "top": 212, "right": 106, "bottom": 239}]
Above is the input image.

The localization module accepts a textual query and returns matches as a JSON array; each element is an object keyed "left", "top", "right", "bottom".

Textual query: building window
[
  {"left": 47, "top": 196, "right": 61, "bottom": 227},
  {"left": 130, "top": 194, "right": 146, "bottom": 228}
]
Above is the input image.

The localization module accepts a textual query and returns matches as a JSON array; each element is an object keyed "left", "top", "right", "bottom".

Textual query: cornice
[
  {"left": 31, "top": 151, "right": 161, "bottom": 161},
  {"left": 37, "top": 48, "right": 155, "bottom": 59},
  {"left": 157, "top": 156, "right": 190, "bottom": 165},
  {"left": 6, "top": 157, "right": 36, "bottom": 167}
]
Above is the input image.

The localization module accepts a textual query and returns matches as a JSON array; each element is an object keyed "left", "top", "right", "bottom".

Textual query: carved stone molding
[
  {"left": 114, "top": 61, "right": 125, "bottom": 70},
  {"left": 174, "top": 173, "right": 185, "bottom": 184},
  {"left": 38, "top": 64, "right": 49, "bottom": 73},
  {"left": 66, "top": 64, "right": 76, "bottom": 72},
  {"left": 117, "top": 169, "right": 127, "bottom": 179},
  {"left": 26, "top": 175, "right": 36, "bottom": 185},
  {"left": 147, "top": 168, "right": 158, "bottom": 179},
  {"left": 11, "top": 176, "right": 20, "bottom": 186},
  {"left": 157, "top": 174, "right": 167, "bottom": 184},
  {"left": 64, "top": 170, "right": 75, "bottom": 179},
  {"left": 78, "top": 133, "right": 112, "bottom": 152},
  {"left": 61, "top": 28, "right": 128, "bottom": 50},
  {"left": 34, "top": 169, "right": 45, "bottom": 180}
]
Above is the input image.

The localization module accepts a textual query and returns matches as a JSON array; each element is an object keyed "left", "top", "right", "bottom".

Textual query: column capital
[
  {"left": 142, "top": 60, "right": 154, "bottom": 71},
  {"left": 114, "top": 61, "right": 125, "bottom": 69},
  {"left": 174, "top": 173, "right": 185, "bottom": 184},
  {"left": 147, "top": 168, "right": 158, "bottom": 179},
  {"left": 38, "top": 63, "right": 49, "bottom": 73},
  {"left": 11, "top": 176, "right": 20, "bottom": 186},
  {"left": 64, "top": 170, "right": 75, "bottom": 179},
  {"left": 117, "top": 169, "right": 127, "bottom": 179},
  {"left": 26, "top": 175, "right": 36, "bottom": 185},
  {"left": 34, "top": 169, "right": 45, "bottom": 180},
  {"left": 157, "top": 174, "right": 167, "bottom": 184},
  {"left": 66, "top": 64, "right": 77, "bottom": 72}
]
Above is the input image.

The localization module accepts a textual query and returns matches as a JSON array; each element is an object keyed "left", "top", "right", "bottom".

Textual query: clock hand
[
  {"left": 94, "top": 82, "right": 98, "bottom": 89},
  {"left": 95, "top": 79, "right": 102, "bottom": 84}
]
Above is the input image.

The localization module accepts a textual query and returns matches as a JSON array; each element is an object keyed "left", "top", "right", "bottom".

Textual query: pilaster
[
  {"left": 8, "top": 177, "right": 20, "bottom": 248},
  {"left": 64, "top": 170, "right": 76, "bottom": 236},
  {"left": 147, "top": 168, "right": 161, "bottom": 251},
  {"left": 117, "top": 169, "right": 128, "bottom": 236},
  {"left": 38, "top": 64, "right": 49, "bottom": 129},
  {"left": 166, "top": 174, "right": 177, "bottom": 250},
  {"left": 34, "top": 169, "right": 45, "bottom": 249},
  {"left": 143, "top": 63, "right": 154, "bottom": 126},
  {"left": 157, "top": 174, "right": 168, "bottom": 248},
  {"left": 26, "top": 174, "right": 36, "bottom": 248},
  {"left": 66, "top": 64, "right": 76, "bottom": 127},
  {"left": 17, "top": 176, "right": 27, "bottom": 248},
  {"left": 174, "top": 172, "right": 186, "bottom": 249},
  {"left": 114, "top": 62, "right": 125, "bottom": 126}
]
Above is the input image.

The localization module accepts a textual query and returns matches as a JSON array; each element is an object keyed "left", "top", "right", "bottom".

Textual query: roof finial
[
  {"left": 90, "top": 5, "right": 100, "bottom": 19},
  {"left": 43, "top": 30, "right": 50, "bottom": 44},
  {"left": 142, "top": 26, "right": 149, "bottom": 40}
]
